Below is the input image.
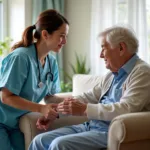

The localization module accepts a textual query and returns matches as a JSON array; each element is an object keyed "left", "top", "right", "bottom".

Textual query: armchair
[{"left": 19, "top": 74, "right": 150, "bottom": 150}]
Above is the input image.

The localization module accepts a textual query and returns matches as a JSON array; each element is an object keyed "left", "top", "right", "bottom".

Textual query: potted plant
[
  {"left": 0, "top": 37, "right": 12, "bottom": 64},
  {"left": 0, "top": 37, "right": 12, "bottom": 55},
  {"left": 60, "top": 53, "right": 90, "bottom": 92}
]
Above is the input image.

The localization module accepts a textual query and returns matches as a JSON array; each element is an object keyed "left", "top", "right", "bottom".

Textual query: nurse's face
[{"left": 45, "top": 23, "right": 69, "bottom": 53}]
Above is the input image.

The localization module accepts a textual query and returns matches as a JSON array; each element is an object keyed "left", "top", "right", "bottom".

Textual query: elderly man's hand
[{"left": 57, "top": 98, "right": 87, "bottom": 116}]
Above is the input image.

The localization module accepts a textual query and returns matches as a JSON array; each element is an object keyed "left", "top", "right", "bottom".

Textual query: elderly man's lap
[{"left": 29, "top": 124, "right": 107, "bottom": 150}]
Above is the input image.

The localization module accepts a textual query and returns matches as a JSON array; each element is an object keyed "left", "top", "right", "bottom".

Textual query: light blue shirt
[
  {"left": 89, "top": 54, "right": 139, "bottom": 132},
  {"left": 0, "top": 44, "right": 60, "bottom": 128}
]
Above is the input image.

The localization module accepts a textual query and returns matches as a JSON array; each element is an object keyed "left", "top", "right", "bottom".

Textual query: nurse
[{"left": 0, "top": 9, "right": 69, "bottom": 150}]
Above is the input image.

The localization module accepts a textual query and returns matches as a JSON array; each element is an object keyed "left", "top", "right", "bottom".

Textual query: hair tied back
[{"left": 32, "top": 25, "right": 36, "bottom": 29}]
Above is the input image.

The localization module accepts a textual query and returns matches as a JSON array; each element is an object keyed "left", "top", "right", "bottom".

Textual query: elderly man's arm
[
  {"left": 87, "top": 68, "right": 150, "bottom": 121},
  {"left": 58, "top": 67, "right": 150, "bottom": 120},
  {"left": 57, "top": 78, "right": 104, "bottom": 116}
]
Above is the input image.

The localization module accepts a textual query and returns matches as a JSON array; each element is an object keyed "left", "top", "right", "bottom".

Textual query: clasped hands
[
  {"left": 57, "top": 98, "right": 87, "bottom": 116},
  {"left": 37, "top": 98, "right": 87, "bottom": 130}
]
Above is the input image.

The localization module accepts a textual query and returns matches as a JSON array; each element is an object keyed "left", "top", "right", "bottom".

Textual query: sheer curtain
[{"left": 90, "top": 0, "right": 149, "bottom": 75}]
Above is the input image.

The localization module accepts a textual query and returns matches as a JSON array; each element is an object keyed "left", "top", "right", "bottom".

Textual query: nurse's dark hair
[{"left": 11, "top": 9, "right": 69, "bottom": 51}]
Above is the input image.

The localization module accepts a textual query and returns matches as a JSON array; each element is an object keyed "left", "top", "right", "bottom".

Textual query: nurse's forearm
[
  {"left": 44, "top": 92, "right": 73, "bottom": 104},
  {"left": 2, "top": 94, "right": 42, "bottom": 113}
]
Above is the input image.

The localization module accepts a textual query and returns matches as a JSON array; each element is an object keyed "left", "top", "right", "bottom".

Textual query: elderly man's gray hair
[{"left": 99, "top": 25, "right": 139, "bottom": 54}]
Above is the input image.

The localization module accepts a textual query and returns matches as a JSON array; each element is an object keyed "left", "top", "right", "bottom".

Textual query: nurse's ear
[{"left": 41, "top": 30, "right": 49, "bottom": 40}]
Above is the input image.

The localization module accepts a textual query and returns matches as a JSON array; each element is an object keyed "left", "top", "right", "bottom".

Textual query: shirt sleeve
[
  {"left": 74, "top": 84, "right": 102, "bottom": 104},
  {"left": 50, "top": 58, "right": 61, "bottom": 95},
  {"left": 0, "top": 53, "right": 29, "bottom": 95}
]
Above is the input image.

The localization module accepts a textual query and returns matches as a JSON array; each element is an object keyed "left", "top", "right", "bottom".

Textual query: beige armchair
[{"left": 19, "top": 74, "right": 150, "bottom": 150}]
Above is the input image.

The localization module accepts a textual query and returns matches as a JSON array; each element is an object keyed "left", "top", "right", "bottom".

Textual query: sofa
[{"left": 19, "top": 74, "right": 150, "bottom": 150}]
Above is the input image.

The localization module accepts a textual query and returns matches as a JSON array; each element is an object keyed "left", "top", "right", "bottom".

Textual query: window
[
  {"left": 117, "top": 0, "right": 127, "bottom": 23},
  {"left": 0, "top": 0, "right": 8, "bottom": 63},
  {"left": 0, "top": 0, "right": 8, "bottom": 41},
  {"left": 117, "top": 0, "right": 150, "bottom": 59},
  {"left": 0, "top": 0, "right": 2, "bottom": 40},
  {"left": 0, "top": 0, "right": 3, "bottom": 64},
  {"left": 90, "top": 0, "right": 150, "bottom": 75},
  {"left": 146, "top": 0, "right": 150, "bottom": 54},
  {"left": 116, "top": 0, "right": 150, "bottom": 62}
]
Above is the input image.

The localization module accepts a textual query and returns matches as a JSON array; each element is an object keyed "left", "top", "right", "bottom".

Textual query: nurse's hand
[
  {"left": 40, "top": 103, "right": 58, "bottom": 119},
  {"left": 36, "top": 116, "right": 55, "bottom": 130}
]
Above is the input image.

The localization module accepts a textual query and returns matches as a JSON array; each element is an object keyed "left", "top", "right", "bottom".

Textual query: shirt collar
[
  {"left": 112, "top": 54, "right": 139, "bottom": 78},
  {"left": 121, "top": 54, "right": 139, "bottom": 75}
]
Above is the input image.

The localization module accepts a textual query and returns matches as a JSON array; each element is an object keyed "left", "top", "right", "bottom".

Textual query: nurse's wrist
[{"left": 36, "top": 104, "right": 43, "bottom": 113}]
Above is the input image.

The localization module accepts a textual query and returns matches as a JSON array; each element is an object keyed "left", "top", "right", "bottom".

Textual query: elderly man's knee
[
  {"left": 51, "top": 136, "right": 70, "bottom": 149},
  {"left": 32, "top": 133, "right": 47, "bottom": 145}
]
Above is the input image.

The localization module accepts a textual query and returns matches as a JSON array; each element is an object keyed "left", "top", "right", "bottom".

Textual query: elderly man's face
[{"left": 100, "top": 37, "right": 122, "bottom": 72}]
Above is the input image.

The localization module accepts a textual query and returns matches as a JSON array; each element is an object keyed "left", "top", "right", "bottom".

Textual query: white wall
[
  {"left": 8, "top": 0, "right": 32, "bottom": 44},
  {"left": 25, "top": 0, "right": 32, "bottom": 27},
  {"left": 64, "top": 0, "right": 91, "bottom": 75}
]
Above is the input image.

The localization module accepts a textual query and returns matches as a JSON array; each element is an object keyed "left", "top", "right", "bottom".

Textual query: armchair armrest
[
  {"left": 19, "top": 112, "right": 43, "bottom": 150},
  {"left": 19, "top": 112, "right": 87, "bottom": 150},
  {"left": 55, "top": 92, "right": 72, "bottom": 98},
  {"left": 108, "top": 112, "right": 150, "bottom": 150}
]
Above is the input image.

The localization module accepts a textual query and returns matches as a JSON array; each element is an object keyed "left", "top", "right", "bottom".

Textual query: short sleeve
[
  {"left": 0, "top": 53, "right": 29, "bottom": 95},
  {"left": 50, "top": 59, "right": 61, "bottom": 95}
]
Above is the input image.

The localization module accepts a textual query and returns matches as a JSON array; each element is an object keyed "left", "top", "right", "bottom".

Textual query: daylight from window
[
  {"left": 0, "top": 1, "right": 2, "bottom": 40},
  {"left": 117, "top": 0, "right": 150, "bottom": 62},
  {"left": 147, "top": 0, "right": 150, "bottom": 52}
]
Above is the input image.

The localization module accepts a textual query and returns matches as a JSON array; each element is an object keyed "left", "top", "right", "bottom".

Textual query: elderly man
[{"left": 29, "top": 25, "right": 150, "bottom": 150}]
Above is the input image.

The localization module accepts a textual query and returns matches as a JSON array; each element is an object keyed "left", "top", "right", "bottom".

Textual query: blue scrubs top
[{"left": 0, "top": 44, "right": 61, "bottom": 128}]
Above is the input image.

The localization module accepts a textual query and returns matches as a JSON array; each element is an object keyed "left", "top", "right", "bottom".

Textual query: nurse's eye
[
  {"left": 60, "top": 34, "right": 67, "bottom": 39},
  {"left": 60, "top": 34, "right": 65, "bottom": 37}
]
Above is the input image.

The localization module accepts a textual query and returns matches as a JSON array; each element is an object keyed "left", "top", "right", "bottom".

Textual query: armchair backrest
[{"left": 72, "top": 74, "right": 102, "bottom": 96}]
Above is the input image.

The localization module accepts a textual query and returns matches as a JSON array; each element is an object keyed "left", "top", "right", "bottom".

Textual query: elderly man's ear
[{"left": 119, "top": 42, "right": 127, "bottom": 56}]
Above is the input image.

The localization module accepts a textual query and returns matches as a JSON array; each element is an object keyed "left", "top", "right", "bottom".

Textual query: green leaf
[
  {"left": 60, "top": 52, "right": 90, "bottom": 92},
  {"left": 0, "top": 37, "right": 13, "bottom": 56},
  {"left": 60, "top": 81, "right": 72, "bottom": 92},
  {"left": 70, "top": 63, "right": 76, "bottom": 74},
  {"left": 59, "top": 67, "right": 72, "bottom": 81},
  {"left": 70, "top": 53, "right": 90, "bottom": 74}
]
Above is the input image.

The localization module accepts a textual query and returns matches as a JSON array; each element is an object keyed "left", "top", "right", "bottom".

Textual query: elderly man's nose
[{"left": 100, "top": 50, "right": 104, "bottom": 58}]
